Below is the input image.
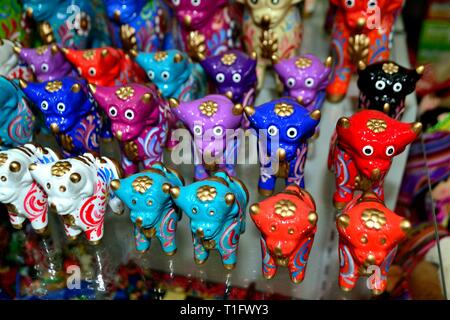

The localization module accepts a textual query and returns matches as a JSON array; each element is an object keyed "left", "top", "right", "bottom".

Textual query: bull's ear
[
  {"left": 385, "top": 0, "right": 404, "bottom": 13},
  {"left": 337, "top": 117, "right": 350, "bottom": 129},
  {"left": 330, "top": 0, "right": 340, "bottom": 5},
  {"left": 411, "top": 122, "right": 422, "bottom": 135}
]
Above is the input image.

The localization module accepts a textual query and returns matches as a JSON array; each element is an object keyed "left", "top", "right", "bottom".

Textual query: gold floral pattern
[
  {"left": 361, "top": 209, "right": 386, "bottom": 230},
  {"left": 51, "top": 161, "right": 72, "bottom": 177},
  {"left": 367, "top": 119, "right": 387, "bottom": 133},
  {"left": 59, "top": 133, "right": 74, "bottom": 152},
  {"left": 274, "top": 103, "right": 294, "bottom": 117},
  {"left": 132, "top": 176, "right": 153, "bottom": 194},
  {"left": 295, "top": 57, "right": 312, "bottom": 69},
  {"left": 83, "top": 50, "right": 96, "bottom": 60},
  {"left": 274, "top": 199, "right": 296, "bottom": 218},
  {"left": 0, "top": 153, "right": 8, "bottom": 166},
  {"left": 382, "top": 62, "right": 399, "bottom": 74},
  {"left": 154, "top": 51, "right": 168, "bottom": 62},
  {"left": 124, "top": 141, "right": 138, "bottom": 161},
  {"left": 116, "top": 86, "right": 135, "bottom": 100},
  {"left": 36, "top": 45, "right": 48, "bottom": 55},
  {"left": 45, "top": 81, "right": 63, "bottom": 93},
  {"left": 198, "top": 100, "right": 218, "bottom": 117},
  {"left": 196, "top": 186, "right": 217, "bottom": 202},
  {"left": 221, "top": 53, "right": 237, "bottom": 66}
]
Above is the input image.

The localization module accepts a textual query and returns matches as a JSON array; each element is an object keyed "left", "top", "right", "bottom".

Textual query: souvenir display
[
  {"left": 0, "top": 77, "right": 35, "bottom": 150},
  {"left": 103, "top": 0, "right": 173, "bottom": 52},
  {"left": 15, "top": 44, "right": 76, "bottom": 82},
  {"left": 21, "top": 0, "right": 111, "bottom": 49},
  {"left": 169, "top": 171, "right": 248, "bottom": 269},
  {"left": 112, "top": 162, "right": 184, "bottom": 254},
  {"left": 329, "top": 110, "right": 422, "bottom": 209},
  {"left": 250, "top": 185, "right": 317, "bottom": 284},
  {"left": 29, "top": 153, "right": 124, "bottom": 244},
  {"left": 20, "top": 78, "right": 102, "bottom": 157},
  {"left": 168, "top": 0, "right": 239, "bottom": 57},
  {"left": 238, "top": 0, "right": 302, "bottom": 88},
  {"left": 0, "top": 144, "right": 59, "bottom": 233},
  {"left": 168, "top": 94, "right": 244, "bottom": 180},
  {"left": 326, "top": 0, "right": 404, "bottom": 102},
  {"left": 89, "top": 83, "right": 169, "bottom": 175},
  {"left": 245, "top": 98, "right": 321, "bottom": 196},
  {"left": 336, "top": 192, "right": 410, "bottom": 295},
  {"left": 0, "top": 1, "right": 26, "bottom": 43},
  {"left": 0, "top": 40, "right": 34, "bottom": 81}
]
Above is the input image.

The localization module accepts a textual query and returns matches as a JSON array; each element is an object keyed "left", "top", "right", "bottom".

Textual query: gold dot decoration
[
  {"left": 366, "top": 119, "right": 387, "bottom": 133},
  {"left": 382, "top": 62, "right": 399, "bottom": 75},
  {"left": 196, "top": 186, "right": 217, "bottom": 202},
  {"left": 295, "top": 57, "right": 312, "bottom": 69},
  {"left": 274, "top": 199, "right": 296, "bottom": 218},
  {"left": 221, "top": 53, "right": 237, "bottom": 66},
  {"left": 116, "top": 86, "right": 135, "bottom": 100},
  {"left": 153, "top": 51, "right": 168, "bottom": 61},
  {"left": 0, "top": 153, "right": 8, "bottom": 166},
  {"left": 198, "top": 100, "right": 218, "bottom": 117},
  {"left": 361, "top": 209, "right": 386, "bottom": 230},
  {"left": 45, "top": 81, "right": 63, "bottom": 93},
  {"left": 51, "top": 161, "right": 72, "bottom": 177},
  {"left": 274, "top": 102, "right": 294, "bottom": 117},
  {"left": 132, "top": 176, "right": 153, "bottom": 194},
  {"left": 36, "top": 45, "right": 48, "bottom": 55},
  {"left": 83, "top": 50, "right": 96, "bottom": 60}
]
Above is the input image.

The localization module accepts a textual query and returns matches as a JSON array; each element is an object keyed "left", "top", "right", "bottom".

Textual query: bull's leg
[
  {"left": 8, "top": 212, "right": 25, "bottom": 230},
  {"left": 157, "top": 208, "right": 178, "bottom": 256},
  {"left": 193, "top": 235, "right": 209, "bottom": 264},
  {"left": 260, "top": 237, "right": 277, "bottom": 280},
  {"left": 63, "top": 222, "right": 82, "bottom": 241},
  {"left": 288, "top": 237, "right": 314, "bottom": 284},
  {"left": 332, "top": 148, "right": 357, "bottom": 210},
  {"left": 338, "top": 243, "right": 360, "bottom": 292},
  {"left": 134, "top": 225, "right": 151, "bottom": 253},
  {"left": 121, "top": 155, "right": 138, "bottom": 176}
]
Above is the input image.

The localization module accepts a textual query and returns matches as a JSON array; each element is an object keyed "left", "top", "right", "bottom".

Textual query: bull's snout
[{"left": 50, "top": 123, "right": 59, "bottom": 134}]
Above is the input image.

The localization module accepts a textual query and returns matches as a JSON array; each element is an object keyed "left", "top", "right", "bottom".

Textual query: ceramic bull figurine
[
  {"left": 29, "top": 153, "right": 124, "bottom": 244},
  {"left": 168, "top": 0, "right": 239, "bottom": 57},
  {"left": 22, "top": 0, "right": 111, "bottom": 48},
  {"left": 326, "top": 0, "right": 404, "bottom": 102},
  {"left": 62, "top": 47, "right": 147, "bottom": 86},
  {"left": 20, "top": 78, "right": 102, "bottom": 157},
  {"left": 0, "top": 39, "right": 34, "bottom": 81},
  {"left": 0, "top": 144, "right": 59, "bottom": 234},
  {"left": 336, "top": 192, "right": 410, "bottom": 295},
  {"left": 89, "top": 83, "right": 169, "bottom": 175},
  {"left": 0, "top": 77, "right": 35, "bottom": 150},
  {"left": 169, "top": 171, "right": 248, "bottom": 269},
  {"left": 245, "top": 98, "right": 321, "bottom": 196},
  {"left": 358, "top": 61, "right": 424, "bottom": 119},
  {"left": 15, "top": 44, "right": 76, "bottom": 82},
  {"left": 237, "top": 0, "right": 302, "bottom": 88},
  {"left": 328, "top": 110, "right": 422, "bottom": 209},
  {"left": 111, "top": 162, "right": 185, "bottom": 254},
  {"left": 103, "top": 0, "right": 174, "bottom": 52},
  {"left": 169, "top": 95, "right": 245, "bottom": 180},
  {"left": 250, "top": 185, "right": 318, "bottom": 284}
]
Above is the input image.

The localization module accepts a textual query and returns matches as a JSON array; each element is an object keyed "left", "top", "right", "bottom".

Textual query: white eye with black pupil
[
  {"left": 286, "top": 127, "right": 298, "bottom": 139},
  {"left": 172, "top": 0, "right": 180, "bottom": 5},
  {"left": 193, "top": 125, "right": 202, "bottom": 136},
  {"left": 305, "top": 77, "right": 315, "bottom": 88},
  {"left": 213, "top": 126, "right": 223, "bottom": 136},
  {"left": 268, "top": 125, "right": 278, "bottom": 136},
  {"left": 386, "top": 146, "right": 395, "bottom": 156},
  {"left": 41, "top": 63, "right": 49, "bottom": 72},
  {"left": 232, "top": 73, "right": 241, "bottom": 83},
  {"left": 41, "top": 101, "right": 48, "bottom": 110},
  {"left": 57, "top": 102, "right": 65, "bottom": 112},
  {"left": 368, "top": 0, "right": 377, "bottom": 8},
  {"left": 191, "top": 0, "right": 201, "bottom": 6},
  {"left": 147, "top": 70, "right": 155, "bottom": 80},
  {"left": 109, "top": 106, "right": 118, "bottom": 117},
  {"left": 216, "top": 73, "right": 225, "bottom": 83},
  {"left": 287, "top": 77, "right": 296, "bottom": 88},
  {"left": 125, "top": 109, "right": 134, "bottom": 120},
  {"left": 161, "top": 71, "right": 170, "bottom": 80},
  {"left": 346, "top": 0, "right": 355, "bottom": 7},
  {"left": 362, "top": 145, "right": 374, "bottom": 156},
  {"left": 393, "top": 82, "right": 402, "bottom": 92},
  {"left": 375, "top": 80, "right": 386, "bottom": 90},
  {"left": 88, "top": 67, "right": 96, "bottom": 76}
]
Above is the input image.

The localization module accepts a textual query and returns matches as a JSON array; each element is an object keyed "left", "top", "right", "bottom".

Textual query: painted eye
[
  {"left": 161, "top": 71, "right": 170, "bottom": 81},
  {"left": 271, "top": 0, "right": 279, "bottom": 4},
  {"left": 368, "top": 0, "right": 377, "bottom": 8},
  {"left": 41, "top": 63, "right": 49, "bottom": 72},
  {"left": 30, "top": 64, "right": 35, "bottom": 72},
  {"left": 193, "top": 124, "right": 203, "bottom": 136},
  {"left": 131, "top": 199, "right": 137, "bottom": 205},
  {"left": 109, "top": 106, "right": 118, "bottom": 117},
  {"left": 191, "top": 0, "right": 201, "bottom": 6},
  {"left": 393, "top": 82, "right": 402, "bottom": 92},
  {"left": 46, "top": 182, "right": 51, "bottom": 189},
  {"left": 215, "top": 73, "right": 225, "bottom": 83},
  {"left": 386, "top": 145, "right": 395, "bottom": 156},
  {"left": 250, "top": 0, "right": 258, "bottom": 4},
  {"left": 270, "top": 225, "right": 276, "bottom": 232},
  {"left": 172, "top": 0, "right": 180, "bottom": 5},
  {"left": 286, "top": 77, "right": 296, "bottom": 88},
  {"left": 209, "top": 209, "right": 214, "bottom": 216},
  {"left": 147, "top": 199, "right": 153, "bottom": 206},
  {"left": 345, "top": 0, "right": 355, "bottom": 7},
  {"left": 286, "top": 127, "right": 298, "bottom": 139},
  {"left": 362, "top": 145, "right": 374, "bottom": 156},
  {"left": 1, "top": 176, "right": 7, "bottom": 182},
  {"left": 232, "top": 73, "right": 241, "bottom": 83},
  {"left": 147, "top": 70, "right": 155, "bottom": 80},
  {"left": 192, "top": 207, "right": 198, "bottom": 214},
  {"left": 305, "top": 77, "right": 315, "bottom": 88},
  {"left": 267, "top": 125, "right": 278, "bottom": 136},
  {"left": 124, "top": 109, "right": 135, "bottom": 120},
  {"left": 41, "top": 101, "right": 49, "bottom": 110},
  {"left": 375, "top": 80, "right": 386, "bottom": 90},
  {"left": 57, "top": 102, "right": 65, "bottom": 112},
  {"left": 213, "top": 126, "right": 223, "bottom": 136},
  {"left": 88, "top": 67, "right": 96, "bottom": 76}
]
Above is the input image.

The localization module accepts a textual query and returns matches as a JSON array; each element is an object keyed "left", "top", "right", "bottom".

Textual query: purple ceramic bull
[
  {"left": 273, "top": 54, "right": 332, "bottom": 111},
  {"left": 15, "top": 44, "right": 76, "bottom": 82},
  {"left": 169, "top": 94, "right": 244, "bottom": 180},
  {"left": 89, "top": 83, "right": 169, "bottom": 176}
]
